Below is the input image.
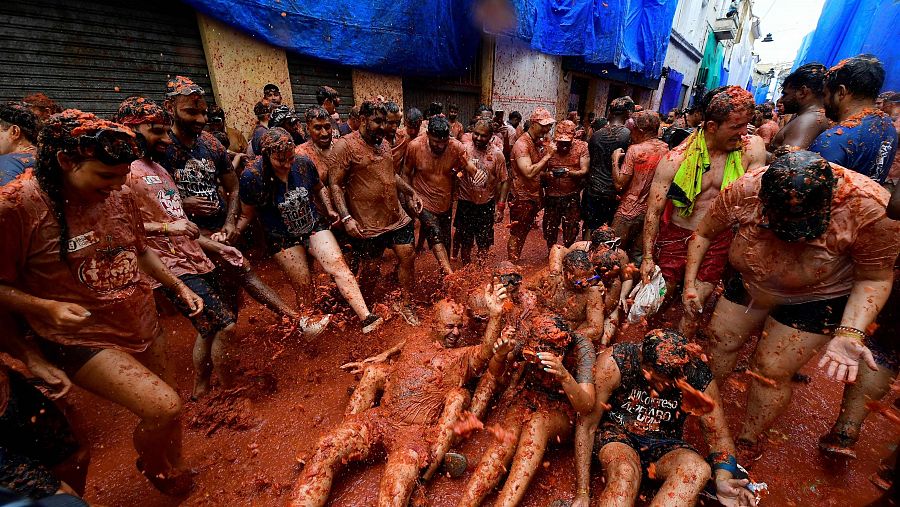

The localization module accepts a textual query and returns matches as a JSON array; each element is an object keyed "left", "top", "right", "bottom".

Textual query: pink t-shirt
[
  {"left": 707, "top": 165, "right": 900, "bottom": 306},
  {"left": 616, "top": 138, "right": 669, "bottom": 218},
  {"left": 510, "top": 133, "right": 544, "bottom": 201},
  {"left": 126, "top": 159, "right": 215, "bottom": 283},
  {"left": 458, "top": 142, "right": 507, "bottom": 205},
  {"left": 0, "top": 175, "right": 159, "bottom": 351},
  {"left": 406, "top": 136, "right": 469, "bottom": 213}
]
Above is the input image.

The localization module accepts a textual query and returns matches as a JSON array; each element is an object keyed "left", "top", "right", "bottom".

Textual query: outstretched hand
[
  {"left": 818, "top": 335, "right": 878, "bottom": 383},
  {"left": 484, "top": 282, "right": 509, "bottom": 317},
  {"left": 26, "top": 356, "right": 72, "bottom": 399},
  {"left": 715, "top": 478, "right": 756, "bottom": 507}
]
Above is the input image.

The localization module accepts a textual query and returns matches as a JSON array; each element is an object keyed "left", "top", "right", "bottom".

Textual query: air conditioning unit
[{"left": 712, "top": 17, "right": 738, "bottom": 41}]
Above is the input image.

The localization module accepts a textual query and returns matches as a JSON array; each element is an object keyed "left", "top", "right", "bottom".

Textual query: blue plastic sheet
[
  {"left": 659, "top": 69, "right": 684, "bottom": 113},
  {"left": 794, "top": 0, "right": 900, "bottom": 91},
  {"left": 181, "top": 0, "right": 481, "bottom": 75}
]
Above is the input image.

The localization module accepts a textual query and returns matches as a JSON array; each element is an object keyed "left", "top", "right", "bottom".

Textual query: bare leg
[
  {"left": 392, "top": 243, "right": 419, "bottom": 325},
  {"left": 739, "top": 318, "right": 831, "bottom": 443},
  {"left": 346, "top": 364, "right": 388, "bottom": 415},
  {"left": 309, "top": 231, "right": 373, "bottom": 320},
  {"left": 495, "top": 408, "right": 573, "bottom": 507},
  {"left": 432, "top": 243, "right": 454, "bottom": 276},
  {"left": 288, "top": 419, "right": 375, "bottom": 507},
  {"left": 651, "top": 448, "right": 711, "bottom": 507},
  {"left": 469, "top": 373, "right": 498, "bottom": 420},
  {"left": 377, "top": 448, "right": 421, "bottom": 507},
  {"left": 826, "top": 362, "right": 897, "bottom": 443},
  {"left": 190, "top": 332, "right": 213, "bottom": 399},
  {"left": 706, "top": 298, "right": 769, "bottom": 380},
  {"left": 210, "top": 323, "right": 237, "bottom": 389},
  {"left": 275, "top": 245, "right": 314, "bottom": 310},
  {"left": 423, "top": 387, "right": 471, "bottom": 480},
  {"left": 457, "top": 412, "right": 524, "bottom": 507},
  {"left": 679, "top": 279, "right": 715, "bottom": 339},
  {"left": 596, "top": 442, "right": 641, "bottom": 507}
]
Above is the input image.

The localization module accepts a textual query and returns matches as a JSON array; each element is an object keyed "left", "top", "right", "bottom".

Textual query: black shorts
[
  {"left": 1, "top": 371, "right": 80, "bottom": 498},
  {"left": 419, "top": 208, "right": 452, "bottom": 248},
  {"left": 580, "top": 192, "right": 618, "bottom": 231},
  {"left": 595, "top": 421, "right": 695, "bottom": 474},
  {"left": 264, "top": 220, "right": 329, "bottom": 256},
  {"left": 454, "top": 199, "right": 495, "bottom": 249},
  {"left": 34, "top": 339, "right": 102, "bottom": 379},
  {"left": 351, "top": 221, "right": 415, "bottom": 260},
  {"left": 156, "top": 271, "right": 236, "bottom": 340},
  {"left": 723, "top": 269, "right": 849, "bottom": 335}
]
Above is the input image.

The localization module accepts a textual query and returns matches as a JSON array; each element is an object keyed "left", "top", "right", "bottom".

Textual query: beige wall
[
  {"left": 196, "top": 14, "right": 293, "bottom": 139},
  {"left": 352, "top": 70, "right": 403, "bottom": 110}
]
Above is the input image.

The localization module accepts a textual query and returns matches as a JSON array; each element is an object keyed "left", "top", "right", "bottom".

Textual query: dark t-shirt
[
  {"left": 601, "top": 343, "right": 714, "bottom": 441},
  {"left": 161, "top": 131, "right": 231, "bottom": 230},
  {"left": 239, "top": 155, "right": 321, "bottom": 241},
  {"left": 250, "top": 125, "right": 268, "bottom": 156},
  {"left": 809, "top": 111, "right": 897, "bottom": 183},
  {"left": 0, "top": 152, "right": 34, "bottom": 186},
  {"left": 587, "top": 124, "right": 631, "bottom": 197}
]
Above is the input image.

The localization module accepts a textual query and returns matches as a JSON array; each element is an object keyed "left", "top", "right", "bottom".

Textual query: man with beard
[
  {"left": 584, "top": 97, "right": 633, "bottom": 235},
  {"left": 448, "top": 103, "right": 464, "bottom": 140},
  {"left": 329, "top": 101, "right": 420, "bottom": 324},
  {"left": 809, "top": 55, "right": 897, "bottom": 183},
  {"left": 0, "top": 102, "right": 38, "bottom": 185},
  {"left": 389, "top": 107, "right": 423, "bottom": 171},
  {"left": 289, "top": 286, "right": 512, "bottom": 507},
  {"left": 769, "top": 63, "right": 830, "bottom": 155},
  {"left": 640, "top": 86, "right": 766, "bottom": 339},
  {"left": 269, "top": 105, "right": 305, "bottom": 144},
  {"left": 542, "top": 120, "right": 589, "bottom": 251},
  {"left": 295, "top": 106, "right": 336, "bottom": 181},
  {"left": 403, "top": 116, "right": 486, "bottom": 276}
]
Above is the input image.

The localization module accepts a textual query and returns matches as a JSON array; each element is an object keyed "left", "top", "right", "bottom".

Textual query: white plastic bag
[{"left": 626, "top": 266, "right": 667, "bottom": 324}]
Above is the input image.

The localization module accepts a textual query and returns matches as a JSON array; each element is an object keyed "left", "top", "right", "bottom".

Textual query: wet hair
[
  {"left": 756, "top": 102, "right": 775, "bottom": 120},
  {"left": 305, "top": 106, "right": 330, "bottom": 123},
  {"left": 21, "top": 93, "right": 62, "bottom": 116},
  {"left": 591, "top": 117, "right": 607, "bottom": 130},
  {"left": 700, "top": 86, "right": 754, "bottom": 124},
  {"left": 473, "top": 118, "right": 492, "bottom": 132},
  {"left": 760, "top": 150, "right": 835, "bottom": 216},
  {"left": 0, "top": 102, "right": 39, "bottom": 144},
  {"left": 348, "top": 106, "right": 360, "bottom": 119},
  {"left": 448, "top": 103, "right": 459, "bottom": 112},
  {"left": 254, "top": 101, "right": 271, "bottom": 120},
  {"left": 591, "top": 248, "right": 622, "bottom": 282},
  {"left": 406, "top": 107, "right": 424, "bottom": 124},
  {"left": 527, "top": 313, "right": 573, "bottom": 352},
  {"left": 642, "top": 329, "right": 691, "bottom": 379},
  {"left": 509, "top": 111, "right": 522, "bottom": 121},
  {"left": 782, "top": 63, "right": 827, "bottom": 95},
  {"left": 316, "top": 86, "right": 339, "bottom": 105},
  {"left": 590, "top": 225, "right": 617, "bottom": 248},
  {"left": 114, "top": 96, "right": 169, "bottom": 127},
  {"left": 384, "top": 101, "right": 401, "bottom": 115},
  {"left": 263, "top": 83, "right": 279, "bottom": 94},
  {"left": 631, "top": 110, "right": 660, "bottom": 136},
  {"left": 562, "top": 250, "right": 592, "bottom": 272},
  {"left": 428, "top": 102, "right": 444, "bottom": 117},
  {"left": 427, "top": 115, "right": 451, "bottom": 138},
  {"left": 257, "top": 127, "right": 297, "bottom": 201},
  {"left": 359, "top": 100, "right": 387, "bottom": 118},
  {"left": 824, "top": 54, "right": 885, "bottom": 100}
]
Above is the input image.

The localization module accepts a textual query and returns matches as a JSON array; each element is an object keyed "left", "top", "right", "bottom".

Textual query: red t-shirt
[
  {"left": 0, "top": 176, "right": 159, "bottom": 351},
  {"left": 126, "top": 159, "right": 215, "bottom": 283},
  {"left": 406, "top": 136, "right": 469, "bottom": 213},
  {"left": 544, "top": 140, "right": 588, "bottom": 197},
  {"left": 510, "top": 133, "right": 545, "bottom": 201},
  {"left": 707, "top": 165, "right": 900, "bottom": 305},
  {"left": 459, "top": 142, "right": 507, "bottom": 204},
  {"left": 616, "top": 138, "right": 669, "bottom": 218}
]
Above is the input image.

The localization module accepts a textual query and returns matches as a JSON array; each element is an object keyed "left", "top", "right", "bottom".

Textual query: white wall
[{"left": 491, "top": 36, "right": 563, "bottom": 119}]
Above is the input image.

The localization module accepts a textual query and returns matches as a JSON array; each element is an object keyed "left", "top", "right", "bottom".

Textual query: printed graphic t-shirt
[
  {"left": 162, "top": 130, "right": 231, "bottom": 230},
  {"left": 240, "top": 155, "right": 322, "bottom": 241}
]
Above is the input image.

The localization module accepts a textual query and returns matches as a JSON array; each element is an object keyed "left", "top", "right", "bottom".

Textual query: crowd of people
[{"left": 0, "top": 52, "right": 898, "bottom": 507}]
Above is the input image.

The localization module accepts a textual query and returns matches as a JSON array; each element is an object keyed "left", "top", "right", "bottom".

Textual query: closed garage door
[
  {"left": 287, "top": 53, "right": 354, "bottom": 117},
  {"left": 0, "top": 0, "right": 212, "bottom": 117},
  {"left": 403, "top": 57, "right": 482, "bottom": 122}
]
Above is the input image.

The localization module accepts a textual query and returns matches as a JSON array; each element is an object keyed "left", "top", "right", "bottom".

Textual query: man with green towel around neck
[{"left": 640, "top": 86, "right": 766, "bottom": 338}]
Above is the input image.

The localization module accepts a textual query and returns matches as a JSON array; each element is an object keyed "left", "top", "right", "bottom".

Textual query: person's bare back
[{"left": 770, "top": 106, "right": 830, "bottom": 152}]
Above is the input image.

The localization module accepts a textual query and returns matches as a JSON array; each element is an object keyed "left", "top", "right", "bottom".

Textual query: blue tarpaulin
[
  {"left": 794, "top": 0, "right": 900, "bottom": 91},
  {"left": 659, "top": 68, "right": 684, "bottom": 113},
  {"left": 181, "top": 0, "right": 481, "bottom": 75}
]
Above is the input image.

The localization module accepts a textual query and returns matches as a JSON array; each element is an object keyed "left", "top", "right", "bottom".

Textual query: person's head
[
  {"left": 259, "top": 127, "right": 296, "bottom": 174},
  {"left": 426, "top": 115, "right": 451, "bottom": 155},
  {"left": 528, "top": 107, "right": 554, "bottom": 138},
  {"left": 608, "top": 96, "right": 635, "bottom": 123},
  {"left": 780, "top": 63, "right": 827, "bottom": 114},
  {"left": 699, "top": 86, "right": 754, "bottom": 151},
  {"left": 562, "top": 250, "right": 595, "bottom": 291},
  {"left": 508, "top": 111, "right": 522, "bottom": 128},
  {"left": 164, "top": 76, "right": 208, "bottom": 137},
  {"left": 883, "top": 92, "right": 900, "bottom": 116},
  {"left": 471, "top": 119, "right": 493, "bottom": 151},
  {"left": 0, "top": 102, "right": 38, "bottom": 154},
  {"left": 428, "top": 102, "right": 444, "bottom": 119},
  {"left": 776, "top": 100, "right": 785, "bottom": 117},
  {"left": 666, "top": 108, "right": 677, "bottom": 123},
  {"left": 304, "top": 106, "right": 333, "bottom": 150},
  {"left": 316, "top": 86, "right": 341, "bottom": 114},
  {"left": 35, "top": 110, "right": 142, "bottom": 260},
  {"left": 589, "top": 224, "right": 620, "bottom": 251},
  {"left": 684, "top": 105, "right": 703, "bottom": 127},
  {"left": 630, "top": 110, "right": 660, "bottom": 143},
  {"left": 21, "top": 93, "right": 61, "bottom": 123},
  {"left": 359, "top": 100, "right": 388, "bottom": 146},
  {"left": 495, "top": 260, "right": 523, "bottom": 299},
  {"left": 384, "top": 101, "right": 402, "bottom": 140},
  {"left": 206, "top": 105, "right": 226, "bottom": 133},
  {"left": 591, "top": 117, "right": 607, "bottom": 130},
  {"left": 876, "top": 91, "right": 892, "bottom": 111},
  {"left": 348, "top": 106, "right": 361, "bottom": 131},
  {"left": 115, "top": 96, "right": 172, "bottom": 159},
  {"left": 433, "top": 299, "right": 468, "bottom": 347},
  {"left": 523, "top": 314, "right": 572, "bottom": 360},
  {"left": 406, "top": 107, "right": 424, "bottom": 137},
  {"left": 567, "top": 110, "right": 580, "bottom": 124},
  {"left": 823, "top": 54, "right": 885, "bottom": 121},
  {"left": 759, "top": 150, "right": 835, "bottom": 243},
  {"left": 641, "top": 329, "right": 692, "bottom": 387},
  {"left": 253, "top": 100, "right": 272, "bottom": 124},
  {"left": 448, "top": 103, "right": 459, "bottom": 122},
  {"left": 590, "top": 247, "right": 623, "bottom": 285},
  {"left": 263, "top": 83, "right": 282, "bottom": 105},
  {"left": 269, "top": 105, "right": 304, "bottom": 143},
  {"left": 553, "top": 120, "right": 576, "bottom": 153}
]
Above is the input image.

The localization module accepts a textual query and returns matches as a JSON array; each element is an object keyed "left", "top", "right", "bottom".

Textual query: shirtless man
[
  {"left": 640, "top": 86, "right": 766, "bottom": 339},
  {"left": 329, "top": 101, "right": 420, "bottom": 324},
  {"left": 534, "top": 250, "right": 605, "bottom": 341},
  {"left": 448, "top": 103, "right": 464, "bottom": 140},
  {"left": 508, "top": 107, "right": 556, "bottom": 261},
  {"left": 753, "top": 103, "right": 779, "bottom": 148},
  {"left": 403, "top": 116, "right": 486, "bottom": 275},
  {"left": 768, "top": 63, "right": 830, "bottom": 157},
  {"left": 288, "top": 287, "right": 511, "bottom": 507}
]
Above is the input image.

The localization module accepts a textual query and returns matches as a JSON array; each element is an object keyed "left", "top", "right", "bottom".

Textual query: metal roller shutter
[
  {"left": 402, "top": 56, "right": 482, "bottom": 122},
  {"left": 0, "top": 0, "right": 212, "bottom": 118},
  {"left": 286, "top": 53, "right": 354, "bottom": 117}
]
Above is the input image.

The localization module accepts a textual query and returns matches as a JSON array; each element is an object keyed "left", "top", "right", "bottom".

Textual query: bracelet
[
  {"left": 706, "top": 452, "right": 740, "bottom": 476},
  {"left": 496, "top": 201, "right": 506, "bottom": 210},
  {"left": 163, "top": 222, "right": 169, "bottom": 235},
  {"left": 834, "top": 326, "right": 866, "bottom": 341},
  {"left": 341, "top": 215, "right": 353, "bottom": 223}
]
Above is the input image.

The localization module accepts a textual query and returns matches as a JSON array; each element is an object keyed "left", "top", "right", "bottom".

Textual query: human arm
[
  {"left": 470, "top": 282, "right": 509, "bottom": 373},
  {"left": 888, "top": 183, "right": 900, "bottom": 220},
  {"left": 640, "top": 153, "right": 680, "bottom": 283},
  {"left": 315, "top": 181, "right": 340, "bottom": 225},
  {"left": 235, "top": 202, "right": 256, "bottom": 235},
  {"left": 573, "top": 348, "right": 619, "bottom": 506},
  {"left": 540, "top": 333, "right": 596, "bottom": 415},
  {"left": 699, "top": 379, "right": 756, "bottom": 506},
  {"left": 682, "top": 200, "right": 732, "bottom": 314},
  {"left": 612, "top": 147, "right": 632, "bottom": 192},
  {"left": 219, "top": 170, "right": 242, "bottom": 243},
  {"left": 394, "top": 173, "right": 424, "bottom": 214},
  {"left": 569, "top": 147, "right": 591, "bottom": 178},
  {"left": 0, "top": 312, "right": 71, "bottom": 399},
  {"left": 137, "top": 248, "right": 203, "bottom": 316},
  {"left": 576, "top": 286, "right": 606, "bottom": 342},
  {"left": 495, "top": 177, "right": 510, "bottom": 223},
  {"left": 327, "top": 145, "right": 366, "bottom": 238},
  {"left": 743, "top": 135, "right": 767, "bottom": 171},
  {"left": 143, "top": 218, "right": 199, "bottom": 239},
  {"left": 773, "top": 115, "right": 821, "bottom": 151},
  {"left": 515, "top": 142, "right": 555, "bottom": 179},
  {"left": 340, "top": 340, "right": 407, "bottom": 374}
]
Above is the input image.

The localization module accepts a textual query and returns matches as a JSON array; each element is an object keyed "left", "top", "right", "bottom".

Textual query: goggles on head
[{"left": 77, "top": 129, "right": 143, "bottom": 166}]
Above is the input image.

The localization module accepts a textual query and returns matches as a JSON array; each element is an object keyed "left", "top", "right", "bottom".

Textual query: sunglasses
[{"left": 77, "top": 130, "right": 143, "bottom": 166}]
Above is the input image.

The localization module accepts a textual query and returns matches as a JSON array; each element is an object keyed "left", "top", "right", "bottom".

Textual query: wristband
[
  {"left": 834, "top": 326, "right": 866, "bottom": 341},
  {"left": 707, "top": 452, "right": 740, "bottom": 477},
  {"left": 163, "top": 222, "right": 169, "bottom": 235},
  {"left": 341, "top": 215, "right": 353, "bottom": 223},
  {"left": 497, "top": 201, "right": 506, "bottom": 210}
]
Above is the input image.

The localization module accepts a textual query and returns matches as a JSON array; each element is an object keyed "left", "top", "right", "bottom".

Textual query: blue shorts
[{"left": 156, "top": 271, "right": 236, "bottom": 340}]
